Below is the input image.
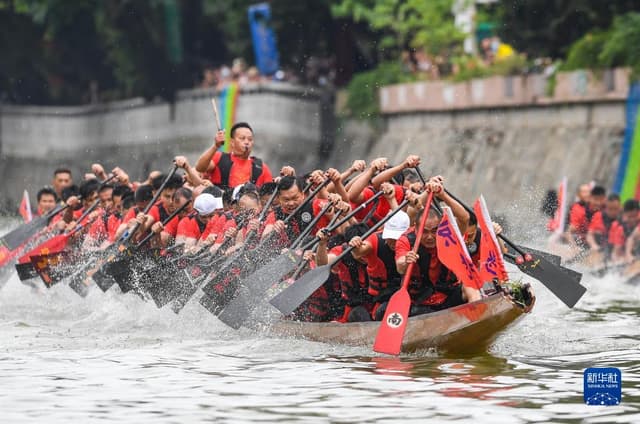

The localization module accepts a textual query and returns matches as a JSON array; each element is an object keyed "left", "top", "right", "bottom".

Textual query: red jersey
[
  {"left": 361, "top": 185, "right": 404, "bottom": 223},
  {"left": 206, "top": 151, "right": 273, "bottom": 188},
  {"left": 87, "top": 212, "right": 121, "bottom": 242},
  {"left": 569, "top": 201, "right": 595, "bottom": 238},
  {"left": 176, "top": 213, "right": 211, "bottom": 241}
]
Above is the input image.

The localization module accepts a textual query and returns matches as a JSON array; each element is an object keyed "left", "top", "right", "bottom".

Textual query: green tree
[
  {"left": 331, "top": 0, "right": 464, "bottom": 58},
  {"left": 495, "top": 0, "right": 640, "bottom": 59}
]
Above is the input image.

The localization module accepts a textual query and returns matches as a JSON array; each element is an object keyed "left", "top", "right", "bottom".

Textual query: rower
[
  {"left": 586, "top": 193, "right": 622, "bottom": 256},
  {"left": 113, "top": 185, "right": 155, "bottom": 242},
  {"left": 614, "top": 200, "right": 640, "bottom": 263},
  {"left": 150, "top": 187, "right": 193, "bottom": 248},
  {"left": 394, "top": 177, "right": 479, "bottom": 316},
  {"left": 262, "top": 176, "right": 315, "bottom": 246},
  {"left": 97, "top": 183, "right": 114, "bottom": 211},
  {"left": 35, "top": 187, "right": 57, "bottom": 216},
  {"left": 84, "top": 185, "right": 133, "bottom": 249},
  {"left": 146, "top": 174, "right": 185, "bottom": 231},
  {"left": 194, "top": 122, "right": 273, "bottom": 189},
  {"left": 316, "top": 223, "right": 373, "bottom": 322},
  {"left": 175, "top": 192, "right": 223, "bottom": 251},
  {"left": 51, "top": 167, "right": 73, "bottom": 199},
  {"left": 62, "top": 178, "right": 101, "bottom": 226},
  {"left": 349, "top": 210, "right": 411, "bottom": 321},
  {"left": 567, "top": 185, "right": 606, "bottom": 250}
]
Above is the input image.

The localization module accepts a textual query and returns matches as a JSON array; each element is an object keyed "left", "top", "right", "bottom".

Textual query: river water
[{"left": 1, "top": 225, "right": 639, "bottom": 422}]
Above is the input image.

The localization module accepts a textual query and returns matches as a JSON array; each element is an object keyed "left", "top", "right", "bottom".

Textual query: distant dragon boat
[{"left": 265, "top": 287, "right": 535, "bottom": 354}]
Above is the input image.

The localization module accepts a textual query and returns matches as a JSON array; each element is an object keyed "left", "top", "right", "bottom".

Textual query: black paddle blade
[
  {"left": 216, "top": 251, "right": 300, "bottom": 329},
  {"left": 517, "top": 245, "right": 561, "bottom": 266},
  {"left": 199, "top": 293, "right": 223, "bottom": 315},
  {"left": 68, "top": 275, "right": 91, "bottom": 297},
  {"left": 514, "top": 254, "right": 586, "bottom": 308},
  {"left": 1, "top": 216, "right": 48, "bottom": 251},
  {"left": 170, "top": 274, "right": 207, "bottom": 314},
  {"left": 92, "top": 265, "right": 120, "bottom": 292},
  {"left": 143, "top": 263, "right": 196, "bottom": 309},
  {"left": 269, "top": 265, "right": 331, "bottom": 316},
  {"left": 15, "top": 262, "right": 38, "bottom": 281}
]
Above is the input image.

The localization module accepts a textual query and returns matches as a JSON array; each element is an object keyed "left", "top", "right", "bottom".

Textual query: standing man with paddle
[{"left": 195, "top": 122, "right": 273, "bottom": 189}]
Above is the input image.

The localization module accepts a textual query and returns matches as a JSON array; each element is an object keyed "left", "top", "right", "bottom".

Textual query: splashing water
[{"left": 1, "top": 227, "right": 639, "bottom": 422}]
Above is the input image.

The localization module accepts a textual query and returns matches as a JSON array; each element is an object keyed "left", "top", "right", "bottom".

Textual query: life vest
[
  {"left": 405, "top": 232, "right": 458, "bottom": 305},
  {"left": 217, "top": 152, "right": 263, "bottom": 189},
  {"left": 368, "top": 233, "right": 402, "bottom": 299},
  {"left": 180, "top": 211, "right": 208, "bottom": 240},
  {"left": 272, "top": 202, "right": 315, "bottom": 245},
  {"left": 334, "top": 244, "right": 372, "bottom": 307},
  {"left": 157, "top": 202, "right": 170, "bottom": 223}
]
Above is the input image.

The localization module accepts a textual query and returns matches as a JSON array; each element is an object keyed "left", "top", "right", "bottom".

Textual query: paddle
[
  {"left": 73, "top": 165, "right": 179, "bottom": 294},
  {"left": 200, "top": 178, "right": 331, "bottom": 304},
  {"left": 215, "top": 208, "right": 347, "bottom": 326},
  {"left": 1, "top": 205, "right": 67, "bottom": 252},
  {"left": 28, "top": 202, "right": 104, "bottom": 286},
  {"left": 159, "top": 181, "right": 283, "bottom": 310},
  {"left": 215, "top": 197, "right": 337, "bottom": 328},
  {"left": 270, "top": 198, "right": 413, "bottom": 316},
  {"left": 1, "top": 175, "right": 117, "bottom": 252},
  {"left": 371, "top": 193, "right": 434, "bottom": 355},
  {"left": 104, "top": 199, "right": 192, "bottom": 294},
  {"left": 440, "top": 189, "right": 586, "bottom": 308},
  {"left": 203, "top": 188, "right": 385, "bottom": 314},
  {"left": 16, "top": 199, "right": 102, "bottom": 282}
]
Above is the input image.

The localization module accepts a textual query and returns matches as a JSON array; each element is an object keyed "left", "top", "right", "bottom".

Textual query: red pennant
[
  {"left": 18, "top": 234, "right": 70, "bottom": 264},
  {"left": 547, "top": 177, "right": 567, "bottom": 233},
  {"left": 18, "top": 190, "right": 33, "bottom": 223},
  {"left": 474, "top": 195, "right": 509, "bottom": 282},
  {"left": 436, "top": 207, "right": 483, "bottom": 290}
]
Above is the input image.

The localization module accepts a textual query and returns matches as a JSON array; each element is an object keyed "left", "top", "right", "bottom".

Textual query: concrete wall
[
  {"left": 0, "top": 83, "right": 326, "bottom": 210},
  {"left": 379, "top": 68, "right": 629, "bottom": 113},
  {"left": 328, "top": 101, "right": 625, "bottom": 233}
]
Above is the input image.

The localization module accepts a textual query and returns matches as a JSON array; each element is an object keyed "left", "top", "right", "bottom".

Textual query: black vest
[
  {"left": 369, "top": 233, "right": 402, "bottom": 295},
  {"left": 217, "top": 153, "right": 263, "bottom": 189},
  {"left": 405, "top": 232, "right": 458, "bottom": 302}
]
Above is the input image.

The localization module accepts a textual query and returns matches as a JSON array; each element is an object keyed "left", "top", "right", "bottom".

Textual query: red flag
[
  {"left": 18, "top": 234, "right": 70, "bottom": 264},
  {"left": 547, "top": 177, "right": 567, "bottom": 234},
  {"left": 19, "top": 190, "right": 33, "bottom": 223},
  {"left": 474, "top": 195, "right": 509, "bottom": 282},
  {"left": 436, "top": 207, "right": 483, "bottom": 290}
]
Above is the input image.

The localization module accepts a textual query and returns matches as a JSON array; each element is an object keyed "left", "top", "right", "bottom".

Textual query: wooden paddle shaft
[{"left": 399, "top": 192, "right": 434, "bottom": 291}]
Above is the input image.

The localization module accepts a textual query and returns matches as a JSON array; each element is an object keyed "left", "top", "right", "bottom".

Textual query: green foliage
[
  {"left": 563, "top": 31, "right": 609, "bottom": 71},
  {"left": 563, "top": 12, "right": 640, "bottom": 79},
  {"left": 332, "top": 0, "right": 464, "bottom": 58},
  {"left": 449, "top": 55, "right": 488, "bottom": 82},
  {"left": 344, "top": 61, "right": 413, "bottom": 121},
  {"left": 599, "top": 13, "right": 640, "bottom": 79},
  {"left": 494, "top": 0, "right": 640, "bottom": 59},
  {"left": 448, "top": 54, "right": 527, "bottom": 83}
]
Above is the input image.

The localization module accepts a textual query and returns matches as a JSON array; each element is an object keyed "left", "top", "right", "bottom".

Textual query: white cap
[
  {"left": 382, "top": 211, "right": 410, "bottom": 240},
  {"left": 193, "top": 193, "right": 223, "bottom": 215}
]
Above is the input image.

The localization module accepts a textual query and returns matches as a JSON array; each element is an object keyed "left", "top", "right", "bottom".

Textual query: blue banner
[{"left": 248, "top": 3, "right": 280, "bottom": 76}]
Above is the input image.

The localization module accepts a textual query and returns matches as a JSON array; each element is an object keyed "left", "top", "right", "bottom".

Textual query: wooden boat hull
[{"left": 267, "top": 291, "right": 533, "bottom": 354}]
